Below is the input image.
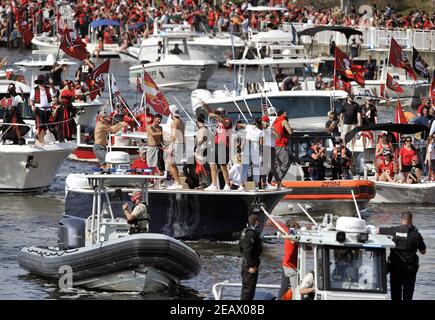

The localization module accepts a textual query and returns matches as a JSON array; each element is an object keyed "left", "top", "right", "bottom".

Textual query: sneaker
[
  {"left": 223, "top": 184, "right": 231, "bottom": 191},
  {"left": 237, "top": 186, "right": 246, "bottom": 191},
  {"left": 168, "top": 183, "right": 183, "bottom": 190},
  {"left": 204, "top": 184, "right": 219, "bottom": 191},
  {"left": 265, "top": 184, "right": 277, "bottom": 190}
]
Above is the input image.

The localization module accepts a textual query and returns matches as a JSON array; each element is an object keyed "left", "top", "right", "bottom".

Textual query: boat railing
[{"left": 212, "top": 281, "right": 280, "bottom": 300}]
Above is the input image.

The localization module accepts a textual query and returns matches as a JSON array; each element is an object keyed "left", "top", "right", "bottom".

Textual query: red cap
[
  {"left": 261, "top": 115, "right": 270, "bottom": 122},
  {"left": 61, "top": 89, "right": 75, "bottom": 99}
]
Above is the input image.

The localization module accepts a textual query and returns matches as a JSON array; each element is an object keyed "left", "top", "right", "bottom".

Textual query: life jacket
[
  {"left": 308, "top": 146, "right": 324, "bottom": 168},
  {"left": 274, "top": 115, "right": 289, "bottom": 147},
  {"left": 331, "top": 147, "right": 351, "bottom": 168},
  {"left": 128, "top": 202, "right": 150, "bottom": 234},
  {"left": 239, "top": 226, "right": 262, "bottom": 254},
  {"left": 34, "top": 86, "right": 52, "bottom": 104}
]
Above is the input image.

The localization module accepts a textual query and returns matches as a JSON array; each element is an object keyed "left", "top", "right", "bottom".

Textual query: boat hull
[
  {"left": 130, "top": 62, "right": 217, "bottom": 89},
  {"left": 273, "top": 180, "right": 376, "bottom": 216},
  {"left": 65, "top": 187, "right": 287, "bottom": 241},
  {"left": 372, "top": 181, "right": 435, "bottom": 204},
  {"left": 0, "top": 142, "right": 76, "bottom": 192},
  {"left": 18, "top": 234, "right": 201, "bottom": 292}
]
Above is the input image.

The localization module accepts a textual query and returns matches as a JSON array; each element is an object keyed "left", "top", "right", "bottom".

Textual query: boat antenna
[
  {"left": 173, "top": 96, "right": 196, "bottom": 126},
  {"left": 351, "top": 190, "right": 362, "bottom": 220},
  {"left": 260, "top": 206, "right": 288, "bottom": 235},
  {"left": 297, "top": 203, "right": 318, "bottom": 226},
  {"left": 223, "top": 84, "right": 249, "bottom": 123},
  {"left": 229, "top": 24, "right": 238, "bottom": 93}
]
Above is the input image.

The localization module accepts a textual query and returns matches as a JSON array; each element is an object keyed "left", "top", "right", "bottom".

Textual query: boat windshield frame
[{"left": 319, "top": 245, "right": 388, "bottom": 294}]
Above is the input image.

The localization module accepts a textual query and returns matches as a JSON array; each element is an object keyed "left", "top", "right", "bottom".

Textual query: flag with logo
[
  {"left": 86, "top": 59, "right": 110, "bottom": 100},
  {"left": 393, "top": 99, "right": 408, "bottom": 141},
  {"left": 60, "top": 27, "right": 89, "bottom": 60},
  {"left": 386, "top": 73, "right": 404, "bottom": 94},
  {"left": 143, "top": 71, "right": 170, "bottom": 116},
  {"left": 389, "top": 38, "right": 416, "bottom": 80},
  {"left": 334, "top": 47, "right": 365, "bottom": 87},
  {"left": 334, "top": 75, "right": 352, "bottom": 94},
  {"left": 412, "top": 47, "right": 430, "bottom": 81}
]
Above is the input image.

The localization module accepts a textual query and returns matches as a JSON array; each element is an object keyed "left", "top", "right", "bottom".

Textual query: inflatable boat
[{"left": 18, "top": 171, "right": 201, "bottom": 293}]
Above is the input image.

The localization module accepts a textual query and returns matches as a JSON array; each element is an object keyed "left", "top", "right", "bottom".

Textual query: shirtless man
[
  {"left": 92, "top": 113, "right": 128, "bottom": 168},
  {"left": 146, "top": 114, "right": 164, "bottom": 173},
  {"left": 167, "top": 105, "right": 185, "bottom": 190}
]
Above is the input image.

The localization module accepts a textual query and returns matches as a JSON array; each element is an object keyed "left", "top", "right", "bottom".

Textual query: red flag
[
  {"left": 393, "top": 99, "right": 408, "bottom": 141},
  {"left": 86, "top": 60, "right": 110, "bottom": 101},
  {"left": 143, "top": 71, "right": 170, "bottom": 116},
  {"left": 17, "top": 10, "right": 34, "bottom": 45},
  {"left": 60, "top": 28, "right": 89, "bottom": 60},
  {"left": 334, "top": 75, "right": 352, "bottom": 94},
  {"left": 334, "top": 47, "right": 365, "bottom": 87},
  {"left": 389, "top": 37, "right": 417, "bottom": 80},
  {"left": 386, "top": 73, "right": 404, "bottom": 94}
]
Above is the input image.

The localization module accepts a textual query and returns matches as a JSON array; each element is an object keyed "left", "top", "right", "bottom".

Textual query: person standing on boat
[
  {"left": 239, "top": 214, "right": 262, "bottom": 300},
  {"left": 92, "top": 113, "right": 129, "bottom": 169},
  {"left": 273, "top": 110, "right": 293, "bottom": 180},
  {"left": 0, "top": 83, "right": 27, "bottom": 145},
  {"left": 29, "top": 75, "right": 53, "bottom": 145},
  {"left": 330, "top": 138, "right": 352, "bottom": 180},
  {"left": 202, "top": 104, "right": 232, "bottom": 191},
  {"left": 146, "top": 114, "right": 165, "bottom": 175},
  {"left": 262, "top": 115, "right": 281, "bottom": 189},
  {"left": 75, "top": 58, "right": 95, "bottom": 87},
  {"left": 167, "top": 105, "right": 185, "bottom": 190},
  {"left": 123, "top": 190, "right": 149, "bottom": 234},
  {"left": 307, "top": 139, "right": 326, "bottom": 181},
  {"left": 339, "top": 94, "right": 362, "bottom": 149},
  {"left": 377, "top": 212, "right": 426, "bottom": 301},
  {"left": 364, "top": 55, "right": 376, "bottom": 80},
  {"left": 325, "top": 111, "right": 339, "bottom": 136},
  {"left": 52, "top": 88, "right": 77, "bottom": 142},
  {"left": 194, "top": 113, "right": 211, "bottom": 189},
  {"left": 278, "top": 219, "right": 300, "bottom": 300},
  {"left": 398, "top": 137, "right": 417, "bottom": 179}
]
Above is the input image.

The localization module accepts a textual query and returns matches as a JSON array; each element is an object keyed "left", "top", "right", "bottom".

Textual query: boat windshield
[
  {"left": 322, "top": 246, "right": 387, "bottom": 293},
  {"left": 225, "top": 112, "right": 263, "bottom": 124}
]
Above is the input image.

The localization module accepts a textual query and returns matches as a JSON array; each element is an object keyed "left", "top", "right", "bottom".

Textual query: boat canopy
[
  {"left": 90, "top": 19, "right": 120, "bottom": 28},
  {"left": 249, "top": 29, "right": 301, "bottom": 43},
  {"left": 128, "top": 22, "right": 144, "bottom": 30},
  {"left": 344, "top": 123, "right": 429, "bottom": 144},
  {"left": 298, "top": 26, "right": 363, "bottom": 40}
]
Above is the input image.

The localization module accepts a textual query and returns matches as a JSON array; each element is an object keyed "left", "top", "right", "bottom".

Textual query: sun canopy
[
  {"left": 298, "top": 26, "right": 363, "bottom": 40},
  {"left": 344, "top": 123, "right": 429, "bottom": 144},
  {"left": 90, "top": 19, "right": 120, "bottom": 28}
]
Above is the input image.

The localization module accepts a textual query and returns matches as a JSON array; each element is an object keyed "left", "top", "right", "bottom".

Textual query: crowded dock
[{"left": 0, "top": 0, "right": 434, "bottom": 302}]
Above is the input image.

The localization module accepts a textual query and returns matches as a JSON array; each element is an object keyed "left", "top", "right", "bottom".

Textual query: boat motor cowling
[{"left": 58, "top": 217, "right": 86, "bottom": 250}]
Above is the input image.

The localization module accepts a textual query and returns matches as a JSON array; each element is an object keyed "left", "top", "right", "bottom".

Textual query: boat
[
  {"left": 213, "top": 213, "right": 395, "bottom": 300},
  {"left": 86, "top": 19, "right": 122, "bottom": 58},
  {"left": 129, "top": 33, "right": 218, "bottom": 90},
  {"left": 64, "top": 152, "right": 288, "bottom": 240},
  {"left": 191, "top": 58, "right": 348, "bottom": 131},
  {"left": 270, "top": 131, "right": 375, "bottom": 216},
  {"left": 134, "top": 24, "right": 245, "bottom": 65},
  {"left": 18, "top": 170, "right": 201, "bottom": 292}
]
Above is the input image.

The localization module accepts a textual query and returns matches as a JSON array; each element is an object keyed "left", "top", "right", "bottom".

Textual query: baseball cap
[
  {"left": 216, "top": 107, "right": 226, "bottom": 114},
  {"left": 169, "top": 104, "right": 180, "bottom": 117},
  {"left": 128, "top": 190, "right": 143, "bottom": 202}
]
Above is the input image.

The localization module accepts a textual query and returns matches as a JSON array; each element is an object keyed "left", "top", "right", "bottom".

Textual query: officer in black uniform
[
  {"left": 239, "top": 214, "right": 262, "bottom": 300},
  {"left": 378, "top": 212, "right": 426, "bottom": 300}
]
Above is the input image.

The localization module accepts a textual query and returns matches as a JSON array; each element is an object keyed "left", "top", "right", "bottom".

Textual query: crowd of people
[{"left": 1, "top": 1, "right": 434, "bottom": 47}]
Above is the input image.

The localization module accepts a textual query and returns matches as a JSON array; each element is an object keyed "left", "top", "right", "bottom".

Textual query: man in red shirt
[
  {"left": 131, "top": 147, "right": 150, "bottom": 174},
  {"left": 278, "top": 219, "right": 300, "bottom": 300}
]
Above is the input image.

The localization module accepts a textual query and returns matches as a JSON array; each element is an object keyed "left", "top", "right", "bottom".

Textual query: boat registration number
[{"left": 321, "top": 180, "right": 342, "bottom": 187}]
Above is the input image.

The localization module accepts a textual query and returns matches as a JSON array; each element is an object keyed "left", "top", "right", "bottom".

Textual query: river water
[{"left": 0, "top": 48, "right": 434, "bottom": 300}]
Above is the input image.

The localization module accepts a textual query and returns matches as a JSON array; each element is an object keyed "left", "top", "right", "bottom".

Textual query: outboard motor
[{"left": 58, "top": 217, "right": 86, "bottom": 250}]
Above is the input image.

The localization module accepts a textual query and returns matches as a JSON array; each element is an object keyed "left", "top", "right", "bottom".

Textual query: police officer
[
  {"left": 239, "top": 214, "right": 262, "bottom": 300},
  {"left": 377, "top": 212, "right": 426, "bottom": 300},
  {"left": 122, "top": 190, "right": 150, "bottom": 234}
]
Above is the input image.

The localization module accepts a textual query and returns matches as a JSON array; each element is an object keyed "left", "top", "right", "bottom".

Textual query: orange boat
[{"left": 273, "top": 180, "right": 376, "bottom": 216}]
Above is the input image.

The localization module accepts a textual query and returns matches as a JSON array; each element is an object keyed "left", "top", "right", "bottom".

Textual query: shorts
[
  {"left": 167, "top": 142, "right": 184, "bottom": 165},
  {"left": 93, "top": 143, "right": 107, "bottom": 165},
  {"left": 340, "top": 123, "right": 357, "bottom": 142},
  {"left": 402, "top": 165, "right": 412, "bottom": 173},
  {"left": 146, "top": 145, "right": 160, "bottom": 168},
  {"left": 211, "top": 143, "right": 229, "bottom": 165},
  {"left": 35, "top": 108, "right": 53, "bottom": 131}
]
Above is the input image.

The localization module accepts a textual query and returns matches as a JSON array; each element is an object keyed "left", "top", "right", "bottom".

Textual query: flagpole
[
  {"left": 173, "top": 96, "right": 195, "bottom": 126},
  {"left": 108, "top": 73, "right": 113, "bottom": 112}
]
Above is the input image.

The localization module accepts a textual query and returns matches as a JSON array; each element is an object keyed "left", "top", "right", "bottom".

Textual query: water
[{"left": 0, "top": 48, "right": 434, "bottom": 300}]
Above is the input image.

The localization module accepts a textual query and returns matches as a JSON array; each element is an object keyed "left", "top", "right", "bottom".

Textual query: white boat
[
  {"left": 135, "top": 24, "right": 245, "bottom": 65},
  {"left": 0, "top": 139, "right": 76, "bottom": 192},
  {"left": 213, "top": 214, "right": 395, "bottom": 300},
  {"left": 191, "top": 58, "right": 347, "bottom": 131},
  {"left": 31, "top": 35, "right": 59, "bottom": 50},
  {"left": 129, "top": 33, "right": 218, "bottom": 89},
  {"left": 372, "top": 181, "right": 435, "bottom": 204}
]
